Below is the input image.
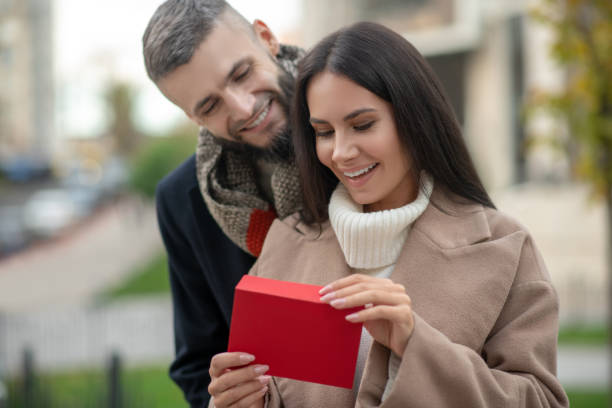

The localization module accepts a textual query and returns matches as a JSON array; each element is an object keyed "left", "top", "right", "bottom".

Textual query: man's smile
[{"left": 241, "top": 98, "right": 272, "bottom": 132}]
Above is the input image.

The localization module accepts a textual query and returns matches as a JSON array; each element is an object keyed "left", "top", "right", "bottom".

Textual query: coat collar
[{"left": 411, "top": 186, "right": 491, "bottom": 249}]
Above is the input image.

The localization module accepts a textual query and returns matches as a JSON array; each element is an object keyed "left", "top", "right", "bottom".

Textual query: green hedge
[
  {"left": 558, "top": 324, "right": 609, "bottom": 346},
  {"left": 5, "top": 366, "right": 609, "bottom": 408},
  {"left": 129, "top": 122, "right": 198, "bottom": 199},
  {"left": 566, "top": 388, "right": 610, "bottom": 407},
  {"left": 102, "top": 252, "right": 170, "bottom": 300},
  {"left": 5, "top": 364, "right": 186, "bottom": 408}
]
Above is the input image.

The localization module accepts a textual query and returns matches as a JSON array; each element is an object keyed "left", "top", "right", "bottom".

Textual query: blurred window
[
  {"left": 360, "top": 0, "right": 454, "bottom": 30},
  {"left": 0, "top": 47, "right": 12, "bottom": 67}
]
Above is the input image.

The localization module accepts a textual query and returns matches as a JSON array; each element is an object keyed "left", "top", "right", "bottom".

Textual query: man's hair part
[{"left": 142, "top": 0, "right": 252, "bottom": 82}]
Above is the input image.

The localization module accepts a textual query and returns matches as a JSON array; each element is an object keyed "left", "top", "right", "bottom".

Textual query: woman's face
[{"left": 307, "top": 71, "right": 417, "bottom": 212}]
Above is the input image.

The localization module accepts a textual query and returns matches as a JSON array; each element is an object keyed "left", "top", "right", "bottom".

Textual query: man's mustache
[{"left": 228, "top": 93, "right": 274, "bottom": 141}]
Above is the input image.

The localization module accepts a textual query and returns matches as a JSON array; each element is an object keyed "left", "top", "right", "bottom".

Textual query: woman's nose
[{"left": 331, "top": 133, "right": 359, "bottom": 163}]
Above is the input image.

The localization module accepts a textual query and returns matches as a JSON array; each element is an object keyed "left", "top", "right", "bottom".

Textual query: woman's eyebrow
[
  {"left": 310, "top": 108, "right": 376, "bottom": 124},
  {"left": 343, "top": 108, "right": 376, "bottom": 121},
  {"left": 309, "top": 117, "right": 328, "bottom": 124}
]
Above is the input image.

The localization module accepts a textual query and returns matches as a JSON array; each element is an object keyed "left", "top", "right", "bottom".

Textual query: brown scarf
[{"left": 195, "top": 45, "right": 303, "bottom": 256}]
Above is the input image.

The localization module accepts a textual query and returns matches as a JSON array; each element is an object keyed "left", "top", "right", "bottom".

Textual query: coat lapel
[
  {"left": 357, "top": 189, "right": 523, "bottom": 406},
  {"left": 390, "top": 187, "right": 520, "bottom": 351}
]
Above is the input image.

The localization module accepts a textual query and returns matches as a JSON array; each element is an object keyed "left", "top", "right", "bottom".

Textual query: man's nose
[
  {"left": 224, "top": 88, "right": 255, "bottom": 120},
  {"left": 331, "top": 132, "right": 359, "bottom": 163}
]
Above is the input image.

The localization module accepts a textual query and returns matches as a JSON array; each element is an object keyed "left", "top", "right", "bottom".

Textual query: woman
[{"left": 208, "top": 22, "right": 569, "bottom": 408}]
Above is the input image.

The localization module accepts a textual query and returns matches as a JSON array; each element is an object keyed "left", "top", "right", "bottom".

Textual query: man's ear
[{"left": 252, "top": 19, "right": 280, "bottom": 56}]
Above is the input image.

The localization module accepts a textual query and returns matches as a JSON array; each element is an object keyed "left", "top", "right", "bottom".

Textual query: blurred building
[
  {"left": 0, "top": 0, "right": 55, "bottom": 164},
  {"left": 300, "top": 0, "right": 565, "bottom": 191}
]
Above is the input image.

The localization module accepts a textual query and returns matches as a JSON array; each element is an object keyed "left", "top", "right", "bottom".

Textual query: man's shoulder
[
  {"left": 155, "top": 153, "right": 219, "bottom": 239},
  {"left": 156, "top": 153, "right": 198, "bottom": 198}
]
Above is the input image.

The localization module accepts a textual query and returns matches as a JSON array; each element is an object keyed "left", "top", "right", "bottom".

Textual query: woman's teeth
[
  {"left": 344, "top": 164, "right": 377, "bottom": 178},
  {"left": 244, "top": 103, "right": 270, "bottom": 130}
]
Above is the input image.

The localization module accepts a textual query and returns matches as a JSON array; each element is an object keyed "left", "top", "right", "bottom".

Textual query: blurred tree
[
  {"left": 528, "top": 0, "right": 611, "bottom": 339},
  {"left": 129, "top": 121, "right": 198, "bottom": 199},
  {"left": 104, "top": 81, "right": 142, "bottom": 157}
]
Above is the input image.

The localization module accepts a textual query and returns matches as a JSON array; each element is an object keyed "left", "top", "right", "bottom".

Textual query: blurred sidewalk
[
  {"left": 558, "top": 345, "right": 610, "bottom": 388},
  {"left": 0, "top": 197, "right": 163, "bottom": 312},
  {"left": 492, "top": 182, "right": 608, "bottom": 325}
]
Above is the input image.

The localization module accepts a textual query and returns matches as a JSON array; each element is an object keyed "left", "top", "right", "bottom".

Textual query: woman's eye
[
  {"left": 354, "top": 121, "right": 374, "bottom": 131},
  {"left": 315, "top": 129, "right": 334, "bottom": 138}
]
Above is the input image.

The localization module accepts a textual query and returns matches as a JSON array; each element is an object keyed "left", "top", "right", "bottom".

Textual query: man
[{"left": 142, "top": 1, "right": 303, "bottom": 406}]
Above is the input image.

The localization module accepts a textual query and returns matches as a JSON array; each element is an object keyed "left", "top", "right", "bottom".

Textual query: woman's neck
[{"left": 328, "top": 172, "right": 434, "bottom": 269}]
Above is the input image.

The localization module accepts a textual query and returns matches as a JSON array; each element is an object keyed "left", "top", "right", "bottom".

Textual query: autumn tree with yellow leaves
[{"left": 529, "top": 0, "right": 611, "bottom": 336}]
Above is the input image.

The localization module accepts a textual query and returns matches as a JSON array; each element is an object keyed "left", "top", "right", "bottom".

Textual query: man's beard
[{"left": 214, "top": 63, "right": 294, "bottom": 164}]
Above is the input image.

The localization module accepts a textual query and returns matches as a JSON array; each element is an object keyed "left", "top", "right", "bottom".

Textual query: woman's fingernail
[
  {"left": 330, "top": 298, "right": 345, "bottom": 307},
  {"left": 260, "top": 385, "right": 269, "bottom": 395},
  {"left": 346, "top": 312, "right": 359, "bottom": 321},
  {"left": 319, "top": 284, "right": 333, "bottom": 295},
  {"left": 254, "top": 364, "right": 270, "bottom": 374},
  {"left": 258, "top": 375, "right": 271, "bottom": 385},
  {"left": 320, "top": 292, "right": 336, "bottom": 302},
  {"left": 240, "top": 354, "right": 255, "bottom": 363}
]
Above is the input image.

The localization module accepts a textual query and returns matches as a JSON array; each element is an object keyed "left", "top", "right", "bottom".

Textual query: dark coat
[{"left": 156, "top": 154, "right": 255, "bottom": 408}]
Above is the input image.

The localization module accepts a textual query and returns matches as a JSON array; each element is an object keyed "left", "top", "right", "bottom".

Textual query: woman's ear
[{"left": 252, "top": 19, "right": 280, "bottom": 56}]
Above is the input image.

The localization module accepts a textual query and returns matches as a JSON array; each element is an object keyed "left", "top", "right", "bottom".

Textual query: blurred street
[{"left": 0, "top": 196, "right": 163, "bottom": 312}]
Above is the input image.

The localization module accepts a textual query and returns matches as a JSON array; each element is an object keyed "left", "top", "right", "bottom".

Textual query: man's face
[{"left": 158, "top": 18, "right": 289, "bottom": 149}]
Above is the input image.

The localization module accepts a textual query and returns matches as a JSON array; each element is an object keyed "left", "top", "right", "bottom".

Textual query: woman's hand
[
  {"left": 208, "top": 352, "right": 270, "bottom": 408},
  {"left": 320, "top": 274, "right": 414, "bottom": 356}
]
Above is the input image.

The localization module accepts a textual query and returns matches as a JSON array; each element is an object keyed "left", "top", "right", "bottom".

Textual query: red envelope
[{"left": 227, "top": 275, "right": 363, "bottom": 389}]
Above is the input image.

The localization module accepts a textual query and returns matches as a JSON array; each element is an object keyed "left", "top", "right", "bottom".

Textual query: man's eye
[
  {"left": 202, "top": 101, "right": 217, "bottom": 116},
  {"left": 354, "top": 121, "right": 374, "bottom": 131},
  {"left": 235, "top": 66, "right": 250, "bottom": 81}
]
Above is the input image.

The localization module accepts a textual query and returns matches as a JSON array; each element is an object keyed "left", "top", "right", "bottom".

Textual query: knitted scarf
[{"left": 195, "top": 45, "right": 303, "bottom": 257}]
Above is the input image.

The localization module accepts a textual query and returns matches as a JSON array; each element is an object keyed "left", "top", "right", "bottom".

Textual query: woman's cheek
[{"left": 315, "top": 138, "right": 333, "bottom": 170}]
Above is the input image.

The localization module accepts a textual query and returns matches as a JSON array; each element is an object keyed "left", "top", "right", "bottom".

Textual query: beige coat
[{"left": 247, "top": 187, "right": 569, "bottom": 407}]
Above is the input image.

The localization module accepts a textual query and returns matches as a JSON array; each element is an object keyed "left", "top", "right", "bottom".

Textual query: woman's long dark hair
[{"left": 293, "top": 22, "right": 495, "bottom": 224}]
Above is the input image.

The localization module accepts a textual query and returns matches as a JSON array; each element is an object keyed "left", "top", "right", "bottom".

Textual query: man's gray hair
[{"left": 143, "top": 0, "right": 248, "bottom": 82}]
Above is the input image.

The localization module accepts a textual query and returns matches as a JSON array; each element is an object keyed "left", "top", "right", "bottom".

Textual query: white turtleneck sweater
[{"left": 328, "top": 173, "right": 433, "bottom": 399}]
